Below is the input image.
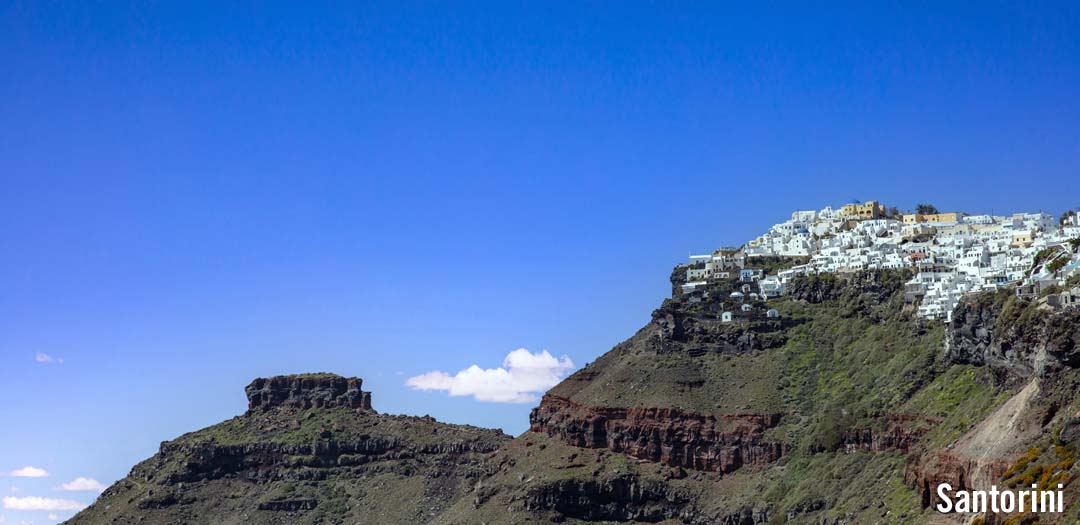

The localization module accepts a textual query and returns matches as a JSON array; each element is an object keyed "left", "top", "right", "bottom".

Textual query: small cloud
[
  {"left": 9, "top": 468, "right": 47, "bottom": 479},
  {"left": 34, "top": 354, "right": 63, "bottom": 365},
  {"left": 406, "top": 348, "right": 574, "bottom": 403},
  {"left": 7, "top": 487, "right": 16, "bottom": 493},
  {"left": 46, "top": 516, "right": 56, "bottom": 522},
  {"left": 54, "top": 478, "right": 104, "bottom": 492},
  {"left": 1, "top": 496, "right": 85, "bottom": 511}
]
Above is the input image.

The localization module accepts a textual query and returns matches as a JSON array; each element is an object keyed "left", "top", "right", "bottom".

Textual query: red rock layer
[
  {"left": 529, "top": 395, "right": 786, "bottom": 474},
  {"left": 839, "top": 414, "right": 943, "bottom": 453},
  {"left": 905, "top": 450, "right": 1014, "bottom": 509}
]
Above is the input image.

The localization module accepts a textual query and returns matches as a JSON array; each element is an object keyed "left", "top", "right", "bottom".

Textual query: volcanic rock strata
[
  {"left": 245, "top": 373, "right": 373, "bottom": 411},
  {"left": 530, "top": 395, "right": 787, "bottom": 474}
]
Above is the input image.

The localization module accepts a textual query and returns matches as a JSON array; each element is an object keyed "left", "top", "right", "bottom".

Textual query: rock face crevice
[
  {"left": 529, "top": 395, "right": 786, "bottom": 474},
  {"left": 245, "top": 374, "right": 373, "bottom": 411}
]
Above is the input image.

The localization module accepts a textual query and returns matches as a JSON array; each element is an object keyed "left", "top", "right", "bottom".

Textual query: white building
[{"left": 680, "top": 200, "right": 1080, "bottom": 323}]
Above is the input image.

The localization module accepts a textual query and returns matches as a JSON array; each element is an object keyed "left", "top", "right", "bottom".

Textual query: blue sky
[{"left": 2, "top": 1, "right": 1080, "bottom": 521}]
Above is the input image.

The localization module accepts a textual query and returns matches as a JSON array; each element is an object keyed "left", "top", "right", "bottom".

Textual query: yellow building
[
  {"left": 1011, "top": 231, "right": 1034, "bottom": 247},
  {"left": 902, "top": 212, "right": 964, "bottom": 224},
  {"left": 840, "top": 200, "right": 887, "bottom": 220}
]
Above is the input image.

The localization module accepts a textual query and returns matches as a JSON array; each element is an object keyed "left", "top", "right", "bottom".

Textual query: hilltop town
[{"left": 679, "top": 200, "right": 1080, "bottom": 322}]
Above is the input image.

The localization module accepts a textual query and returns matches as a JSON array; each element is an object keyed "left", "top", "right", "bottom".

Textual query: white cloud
[
  {"left": 33, "top": 354, "right": 63, "bottom": 365},
  {"left": 1, "top": 496, "right": 85, "bottom": 511},
  {"left": 54, "top": 478, "right": 104, "bottom": 493},
  {"left": 7, "top": 487, "right": 16, "bottom": 493},
  {"left": 9, "top": 468, "right": 47, "bottom": 479},
  {"left": 46, "top": 516, "right": 56, "bottom": 522},
  {"left": 406, "top": 348, "right": 574, "bottom": 403}
]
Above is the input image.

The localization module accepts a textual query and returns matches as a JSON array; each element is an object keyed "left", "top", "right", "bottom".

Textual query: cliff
[
  {"left": 67, "top": 270, "right": 1080, "bottom": 524},
  {"left": 245, "top": 373, "right": 373, "bottom": 411},
  {"left": 530, "top": 395, "right": 787, "bottom": 473},
  {"left": 946, "top": 292, "right": 1080, "bottom": 381},
  {"left": 903, "top": 292, "right": 1080, "bottom": 517},
  {"left": 445, "top": 270, "right": 1080, "bottom": 524}
]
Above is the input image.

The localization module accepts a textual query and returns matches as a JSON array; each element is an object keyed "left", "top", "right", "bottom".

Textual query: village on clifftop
[{"left": 680, "top": 200, "right": 1080, "bottom": 323}]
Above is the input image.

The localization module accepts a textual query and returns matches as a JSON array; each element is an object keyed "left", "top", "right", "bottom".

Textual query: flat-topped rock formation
[{"left": 245, "top": 373, "right": 372, "bottom": 411}]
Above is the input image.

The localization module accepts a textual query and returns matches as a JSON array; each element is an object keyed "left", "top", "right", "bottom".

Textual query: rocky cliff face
[
  {"left": 245, "top": 373, "right": 373, "bottom": 411},
  {"left": 905, "top": 380, "right": 1044, "bottom": 513},
  {"left": 786, "top": 270, "right": 908, "bottom": 306},
  {"left": 530, "top": 395, "right": 787, "bottom": 473},
  {"left": 946, "top": 292, "right": 1080, "bottom": 383},
  {"left": 836, "top": 413, "right": 940, "bottom": 454},
  {"left": 650, "top": 298, "right": 789, "bottom": 355},
  {"left": 521, "top": 474, "right": 698, "bottom": 523},
  {"left": 906, "top": 294, "right": 1080, "bottom": 517},
  {"left": 445, "top": 270, "right": 988, "bottom": 524}
]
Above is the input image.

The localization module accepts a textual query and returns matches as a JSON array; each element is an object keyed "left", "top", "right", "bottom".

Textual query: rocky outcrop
[
  {"left": 670, "top": 263, "right": 697, "bottom": 297},
  {"left": 1044, "top": 309, "right": 1080, "bottom": 368},
  {"left": 530, "top": 395, "right": 786, "bottom": 474},
  {"left": 246, "top": 373, "right": 373, "bottom": 411},
  {"left": 650, "top": 299, "right": 788, "bottom": 355},
  {"left": 523, "top": 475, "right": 774, "bottom": 525},
  {"left": 786, "top": 274, "right": 841, "bottom": 304},
  {"left": 838, "top": 414, "right": 941, "bottom": 453},
  {"left": 1060, "top": 414, "right": 1080, "bottom": 444},
  {"left": 787, "top": 270, "right": 908, "bottom": 306},
  {"left": 946, "top": 294, "right": 1080, "bottom": 383},
  {"left": 944, "top": 295, "right": 998, "bottom": 367},
  {"left": 523, "top": 475, "right": 697, "bottom": 523}
]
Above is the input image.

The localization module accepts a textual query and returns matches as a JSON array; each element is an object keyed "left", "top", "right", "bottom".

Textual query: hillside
[
  {"left": 443, "top": 270, "right": 1080, "bottom": 524},
  {"left": 65, "top": 374, "right": 510, "bottom": 525},
  {"left": 66, "top": 271, "right": 1080, "bottom": 524}
]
